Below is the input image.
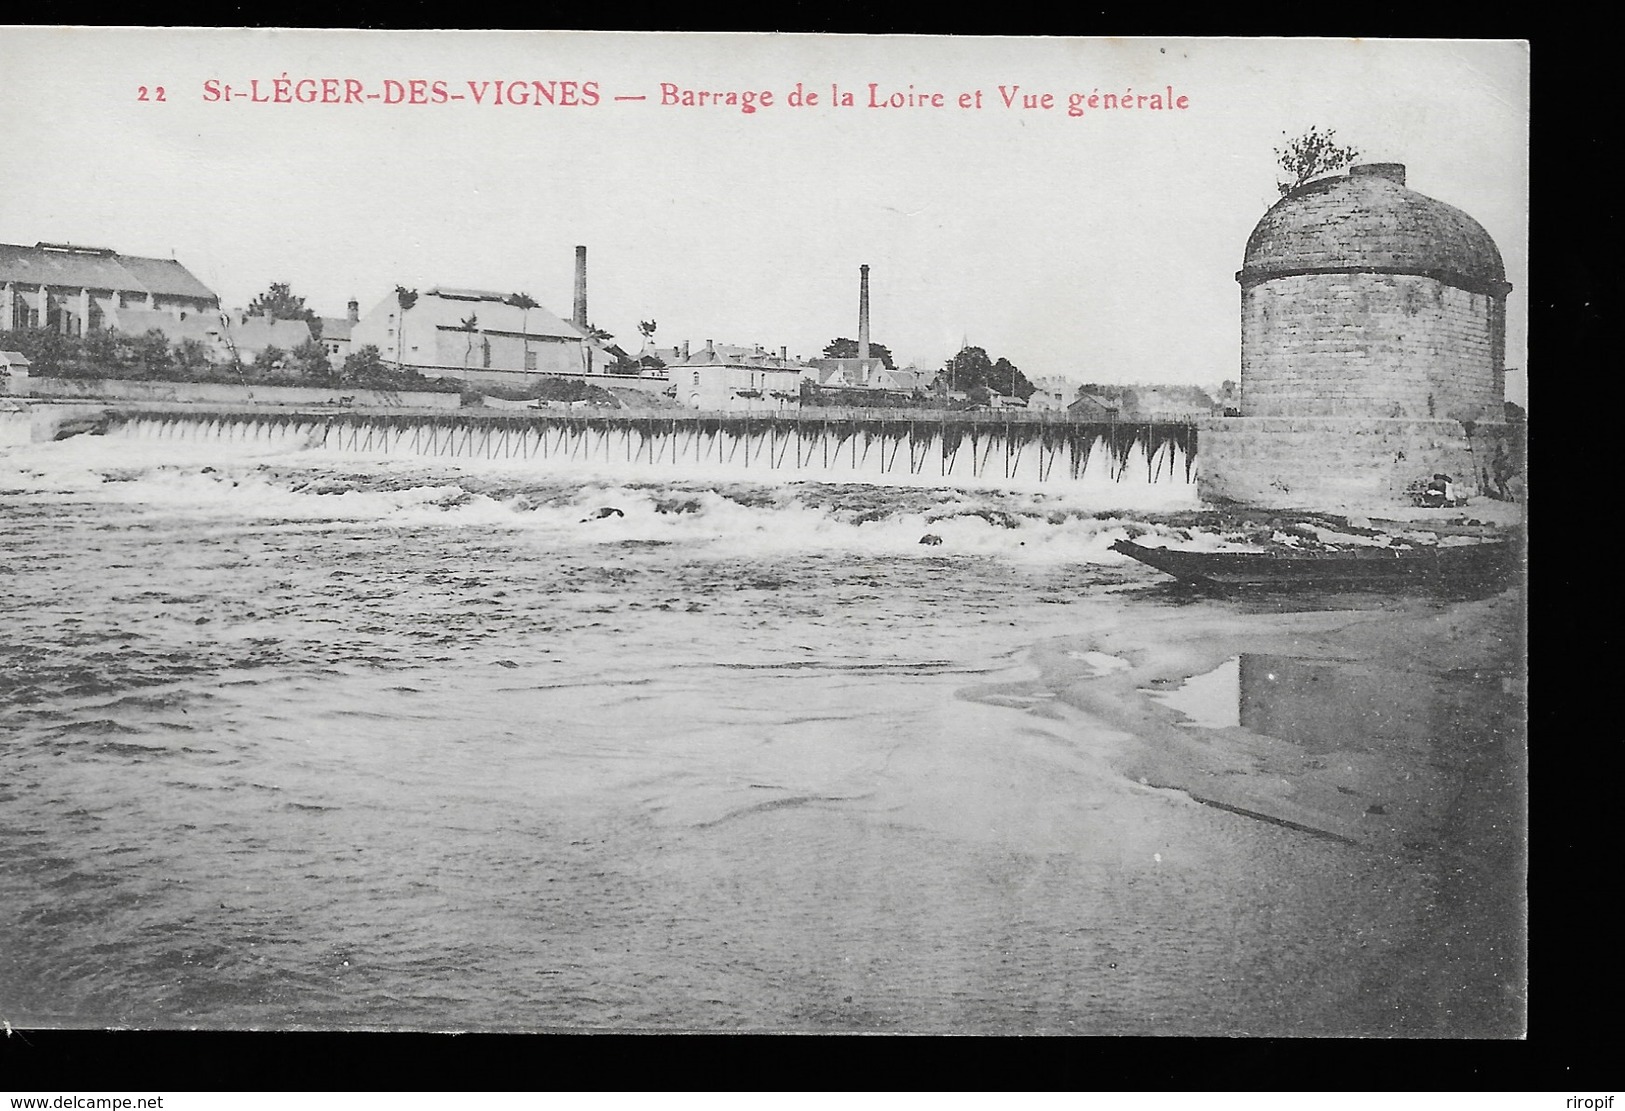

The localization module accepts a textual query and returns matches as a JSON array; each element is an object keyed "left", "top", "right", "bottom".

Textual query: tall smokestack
[
  {"left": 573, "top": 245, "right": 588, "bottom": 331},
  {"left": 858, "top": 264, "right": 871, "bottom": 362}
]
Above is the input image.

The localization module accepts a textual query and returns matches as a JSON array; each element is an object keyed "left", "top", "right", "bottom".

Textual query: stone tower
[
  {"left": 1237, "top": 163, "right": 1509, "bottom": 422},
  {"left": 1199, "top": 163, "right": 1518, "bottom": 511}
]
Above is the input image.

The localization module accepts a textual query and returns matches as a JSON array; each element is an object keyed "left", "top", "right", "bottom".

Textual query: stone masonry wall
[
  {"left": 1241, "top": 273, "right": 1502, "bottom": 421},
  {"left": 1198, "top": 416, "right": 1519, "bottom": 513}
]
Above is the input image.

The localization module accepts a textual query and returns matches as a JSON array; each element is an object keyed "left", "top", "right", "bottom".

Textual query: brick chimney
[
  {"left": 858, "top": 264, "right": 871, "bottom": 362},
  {"left": 347, "top": 299, "right": 359, "bottom": 324},
  {"left": 682, "top": 339, "right": 690, "bottom": 360},
  {"left": 1350, "top": 162, "right": 1406, "bottom": 186},
  {"left": 572, "top": 245, "right": 588, "bottom": 331}
]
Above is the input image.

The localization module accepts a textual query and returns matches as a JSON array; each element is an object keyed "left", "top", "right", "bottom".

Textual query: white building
[
  {"left": 349, "top": 287, "right": 615, "bottom": 387},
  {"left": 665, "top": 341, "right": 807, "bottom": 412},
  {"left": 319, "top": 300, "right": 360, "bottom": 366},
  {"left": 0, "top": 350, "right": 31, "bottom": 394}
]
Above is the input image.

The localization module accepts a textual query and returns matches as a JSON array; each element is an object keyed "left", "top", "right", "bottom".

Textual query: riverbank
[{"left": 1021, "top": 582, "right": 1525, "bottom": 1035}]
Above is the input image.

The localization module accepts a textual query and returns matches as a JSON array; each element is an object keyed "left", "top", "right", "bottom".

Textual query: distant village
[{"left": 0, "top": 240, "right": 1235, "bottom": 419}]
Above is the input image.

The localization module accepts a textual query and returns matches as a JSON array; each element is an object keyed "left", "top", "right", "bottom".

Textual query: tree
[
  {"left": 506, "top": 292, "right": 539, "bottom": 369},
  {"left": 822, "top": 336, "right": 895, "bottom": 370},
  {"left": 942, "top": 346, "right": 993, "bottom": 392},
  {"left": 638, "top": 319, "right": 657, "bottom": 344},
  {"left": 7, "top": 326, "right": 75, "bottom": 376},
  {"left": 247, "top": 282, "right": 323, "bottom": 340},
  {"left": 128, "top": 329, "right": 175, "bottom": 380},
  {"left": 1275, "top": 125, "right": 1360, "bottom": 196},
  {"left": 78, "top": 328, "right": 122, "bottom": 376},
  {"left": 458, "top": 313, "right": 480, "bottom": 369},
  {"left": 342, "top": 344, "right": 391, "bottom": 384},
  {"left": 174, "top": 338, "right": 216, "bottom": 375},
  {"left": 991, "top": 356, "right": 1035, "bottom": 400},
  {"left": 393, "top": 286, "right": 418, "bottom": 367},
  {"left": 288, "top": 339, "right": 334, "bottom": 382},
  {"left": 940, "top": 346, "right": 1035, "bottom": 401},
  {"left": 252, "top": 345, "right": 288, "bottom": 376}
]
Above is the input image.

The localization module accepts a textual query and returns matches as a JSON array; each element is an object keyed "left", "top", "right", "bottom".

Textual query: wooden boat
[{"left": 1110, "top": 536, "right": 1517, "bottom": 591}]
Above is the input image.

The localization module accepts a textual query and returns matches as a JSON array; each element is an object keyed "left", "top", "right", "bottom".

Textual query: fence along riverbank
[{"left": 104, "top": 407, "right": 1200, "bottom": 486}]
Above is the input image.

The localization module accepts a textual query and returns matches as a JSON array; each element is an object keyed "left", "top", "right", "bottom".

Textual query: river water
[{"left": 0, "top": 424, "right": 1525, "bottom": 1035}]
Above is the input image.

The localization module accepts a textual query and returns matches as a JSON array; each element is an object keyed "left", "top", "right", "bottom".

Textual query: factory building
[
  {"left": 810, "top": 264, "right": 888, "bottom": 387},
  {"left": 1, "top": 241, "right": 219, "bottom": 335},
  {"left": 349, "top": 246, "right": 616, "bottom": 388}
]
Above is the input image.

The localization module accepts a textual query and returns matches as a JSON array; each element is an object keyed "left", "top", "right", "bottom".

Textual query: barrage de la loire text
[{"left": 196, "top": 78, "right": 1191, "bottom": 118}]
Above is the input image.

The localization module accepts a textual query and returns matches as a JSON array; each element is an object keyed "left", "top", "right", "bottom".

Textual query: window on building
[
  {"left": 525, "top": 350, "right": 537, "bottom": 371},
  {"left": 482, "top": 338, "right": 492, "bottom": 369},
  {"left": 693, "top": 371, "right": 701, "bottom": 386}
]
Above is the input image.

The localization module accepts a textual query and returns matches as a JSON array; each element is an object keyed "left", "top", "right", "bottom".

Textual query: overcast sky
[{"left": 0, "top": 31, "right": 1528, "bottom": 398}]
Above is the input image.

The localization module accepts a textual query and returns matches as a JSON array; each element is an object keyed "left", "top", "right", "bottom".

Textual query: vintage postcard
[{"left": 0, "top": 30, "right": 1528, "bottom": 1037}]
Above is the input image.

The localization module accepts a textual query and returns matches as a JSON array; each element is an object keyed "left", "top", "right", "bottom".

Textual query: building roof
[
  {"left": 877, "top": 369, "right": 933, "bottom": 391},
  {"left": 673, "top": 343, "right": 811, "bottom": 371},
  {"left": 425, "top": 287, "right": 513, "bottom": 303},
  {"left": 1239, "top": 164, "right": 1508, "bottom": 295},
  {"left": 0, "top": 350, "right": 32, "bottom": 366},
  {"left": 108, "top": 306, "right": 228, "bottom": 345},
  {"left": 229, "top": 315, "right": 314, "bottom": 353},
  {"left": 397, "top": 288, "right": 586, "bottom": 341},
  {"left": 1069, "top": 393, "right": 1120, "bottom": 416},
  {"left": 319, "top": 317, "right": 354, "bottom": 342},
  {"left": 0, "top": 242, "right": 217, "bottom": 301}
]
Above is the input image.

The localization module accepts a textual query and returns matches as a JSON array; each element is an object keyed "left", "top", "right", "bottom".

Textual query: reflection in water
[
  {"left": 1150, "top": 654, "right": 1507, "bottom": 754},
  {"left": 1240, "top": 654, "right": 1504, "bottom": 754},
  {"left": 1144, "top": 657, "right": 1240, "bottom": 728}
]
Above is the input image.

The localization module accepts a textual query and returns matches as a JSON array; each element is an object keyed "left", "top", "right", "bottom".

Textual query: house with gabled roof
[
  {"left": 1068, "top": 392, "right": 1121, "bottom": 420},
  {"left": 319, "top": 301, "right": 360, "bottom": 366},
  {"left": 1, "top": 241, "right": 218, "bottom": 336},
  {"left": 0, "top": 350, "right": 31, "bottom": 394},
  {"left": 223, "top": 314, "right": 314, "bottom": 364},
  {"left": 662, "top": 339, "right": 808, "bottom": 412},
  {"left": 103, "top": 306, "right": 229, "bottom": 349}
]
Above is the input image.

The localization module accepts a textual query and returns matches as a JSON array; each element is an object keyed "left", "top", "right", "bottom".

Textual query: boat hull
[{"left": 1110, "top": 537, "right": 1517, "bottom": 591}]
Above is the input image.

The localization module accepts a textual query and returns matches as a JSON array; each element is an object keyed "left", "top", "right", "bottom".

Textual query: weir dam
[{"left": 49, "top": 406, "right": 1200, "bottom": 487}]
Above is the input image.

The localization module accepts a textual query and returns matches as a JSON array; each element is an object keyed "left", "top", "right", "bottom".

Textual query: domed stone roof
[{"left": 1238, "top": 164, "right": 1509, "bottom": 294}]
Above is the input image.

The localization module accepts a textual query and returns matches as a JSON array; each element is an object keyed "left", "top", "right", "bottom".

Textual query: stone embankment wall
[
  {"left": 23, "top": 377, "right": 463, "bottom": 410},
  {"left": 1197, "top": 416, "right": 1520, "bottom": 512},
  {"left": 1241, "top": 274, "right": 1504, "bottom": 422}
]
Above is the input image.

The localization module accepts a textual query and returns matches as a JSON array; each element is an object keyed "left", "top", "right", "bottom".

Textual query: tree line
[{"left": 0, "top": 326, "right": 460, "bottom": 393}]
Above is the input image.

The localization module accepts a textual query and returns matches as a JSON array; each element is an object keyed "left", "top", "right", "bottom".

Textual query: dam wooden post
[{"left": 98, "top": 407, "right": 1196, "bottom": 487}]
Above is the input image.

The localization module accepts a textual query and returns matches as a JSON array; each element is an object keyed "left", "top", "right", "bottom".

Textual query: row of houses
[{"left": 5, "top": 240, "right": 1201, "bottom": 415}]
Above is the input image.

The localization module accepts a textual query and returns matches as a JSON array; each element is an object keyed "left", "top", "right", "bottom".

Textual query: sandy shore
[{"left": 1012, "top": 579, "right": 1526, "bottom": 1035}]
